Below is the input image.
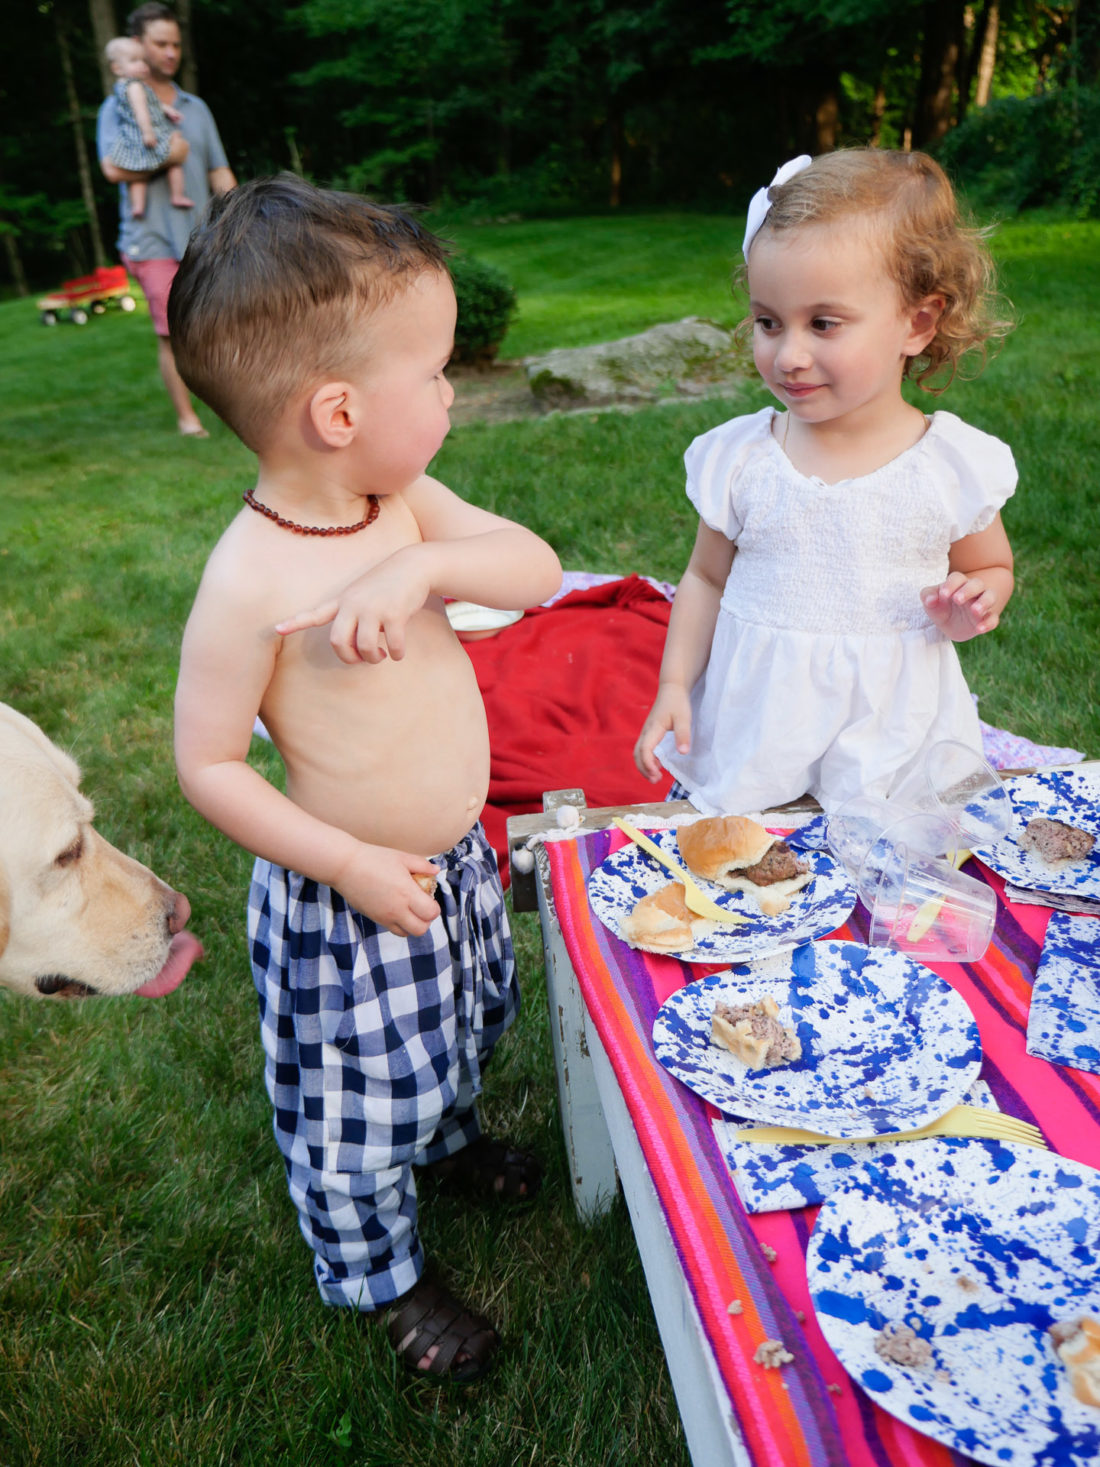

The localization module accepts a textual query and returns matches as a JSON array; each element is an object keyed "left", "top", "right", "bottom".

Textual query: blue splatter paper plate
[
  {"left": 976, "top": 768, "right": 1100, "bottom": 897},
  {"left": 808, "top": 1138, "right": 1100, "bottom": 1467},
  {"left": 651, "top": 941, "right": 982, "bottom": 1136},
  {"left": 588, "top": 827, "right": 855, "bottom": 963}
]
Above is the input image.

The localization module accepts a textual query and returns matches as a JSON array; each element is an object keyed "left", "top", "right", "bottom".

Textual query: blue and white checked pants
[{"left": 247, "top": 822, "right": 517, "bottom": 1310}]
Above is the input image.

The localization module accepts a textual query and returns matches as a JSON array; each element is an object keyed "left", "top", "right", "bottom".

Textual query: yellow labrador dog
[{"left": 0, "top": 701, "right": 202, "bottom": 999}]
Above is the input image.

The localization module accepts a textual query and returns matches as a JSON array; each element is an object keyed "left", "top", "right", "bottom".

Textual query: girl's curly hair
[{"left": 742, "top": 148, "right": 1014, "bottom": 391}]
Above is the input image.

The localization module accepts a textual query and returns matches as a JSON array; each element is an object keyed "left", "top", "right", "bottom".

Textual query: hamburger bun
[
  {"left": 711, "top": 994, "right": 801, "bottom": 1069},
  {"left": 414, "top": 870, "right": 440, "bottom": 896},
  {"left": 678, "top": 816, "right": 774, "bottom": 879},
  {"left": 678, "top": 815, "right": 812, "bottom": 917},
  {"left": 1050, "top": 1316, "right": 1100, "bottom": 1407},
  {"left": 621, "top": 881, "right": 710, "bottom": 953}
]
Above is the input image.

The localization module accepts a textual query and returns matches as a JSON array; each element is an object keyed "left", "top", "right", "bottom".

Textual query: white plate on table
[
  {"left": 587, "top": 827, "right": 855, "bottom": 963},
  {"left": 651, "top": 941, "right": 982, "bottom": 1136},
  {"left": 807, "top": 1138, "right": 1100, "bottom": 1467},
  {"left": 445, "top": 601, "right": 523, "bottom": 641},
  {"left": 975, "top": 768, "right": 1100, "bottom": 896}
]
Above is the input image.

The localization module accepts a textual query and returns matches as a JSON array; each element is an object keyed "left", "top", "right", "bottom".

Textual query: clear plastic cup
[
  {"left": 861, "top": 842, "right": 997, "bottom": 964},
  {"left": 889, "top": 739, "right": 1012, "bottom": 851},
  {"left": 826, "top": 795, "right": 957, "bottom": 882}
]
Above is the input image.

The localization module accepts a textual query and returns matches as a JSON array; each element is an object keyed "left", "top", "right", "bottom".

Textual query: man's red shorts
[{"left": 121, "top": 255, "right": 179, "bottom": 337}]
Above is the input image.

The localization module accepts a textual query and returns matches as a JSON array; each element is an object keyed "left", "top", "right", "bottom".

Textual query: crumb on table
[{"left": 754, "top": 1339, "right": 795, "bottom": 1369}]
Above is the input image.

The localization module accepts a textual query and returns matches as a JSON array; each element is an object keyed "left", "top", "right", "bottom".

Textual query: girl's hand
[
  {"left": 276, "top": 556, "right": 430, "bottom": 664},
  {"left": 634, "top": 685, "right": 692, "bottom": 782},
  {"left": 920, "top": 572, "right": 1001, "bottom": 641}
]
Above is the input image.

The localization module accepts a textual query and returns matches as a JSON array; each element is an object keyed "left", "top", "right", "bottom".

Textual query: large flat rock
[{"left": 525, "top": 316, "right": 745, "bottom": 407}]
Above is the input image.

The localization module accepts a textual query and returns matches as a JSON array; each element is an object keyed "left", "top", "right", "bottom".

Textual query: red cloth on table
[{"left": 463, "top": 576, "right": 672, "bottom": 881}]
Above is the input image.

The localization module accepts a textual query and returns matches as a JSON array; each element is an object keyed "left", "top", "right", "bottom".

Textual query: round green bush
[
  {"left": 449, "top": 253, "right": 518, "bottom": 364},
  {"left": 936, "top": 87, "right": 1100, "bottom": 219}
]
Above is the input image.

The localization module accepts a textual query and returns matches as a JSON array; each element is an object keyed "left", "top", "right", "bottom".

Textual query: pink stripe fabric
[{"left": 546, "top": 828, "right": 1093, "bottom": 1467}]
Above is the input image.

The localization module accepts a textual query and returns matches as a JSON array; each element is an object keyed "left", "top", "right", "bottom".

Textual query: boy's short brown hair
[{"left": 167, "top": 174, "right": 451, "bottom": 451}]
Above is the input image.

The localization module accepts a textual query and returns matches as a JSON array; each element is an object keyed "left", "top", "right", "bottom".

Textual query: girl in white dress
[{"left": 634, "top": 148, "right": 1017, "bottom": 816}]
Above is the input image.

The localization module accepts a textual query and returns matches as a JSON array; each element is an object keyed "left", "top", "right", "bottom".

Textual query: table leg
[
  {"left": 533, "top": 840, "right": 749, "bottom": 1467},
  {"left": 535, "top": 842, "right": 619, "bottom": 1221},
  {"left": 585, "top": 1018, "right": 751, "bottom": 1467}
]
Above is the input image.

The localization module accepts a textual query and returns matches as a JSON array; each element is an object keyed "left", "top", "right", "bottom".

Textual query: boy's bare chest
[{"left": 257, "top": 513, "right": 420, "bottom": 621}]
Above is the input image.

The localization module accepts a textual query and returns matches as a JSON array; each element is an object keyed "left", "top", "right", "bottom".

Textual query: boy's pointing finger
[{"left": 274, "top": 601, "right": 340, "bottom": 636}]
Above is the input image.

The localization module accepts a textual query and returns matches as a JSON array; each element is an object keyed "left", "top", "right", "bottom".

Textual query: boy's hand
[
  {"left": 276, "top": 558, "right": 429, "bottom": 665},
  {"left": 332, "top": 843, "right": 441, "bottom": 937},
  {"left": 164, "top": 105, "right": 182, "bottom": 122},
  {"left": 920, "top": 573, "right": 1001, "bottom": 642},
  {"left": 142, "top": 130, "right": 158, "bottom": 148},
  {"left": 634, "top": 685, "right": 692, "bottom": 783}
]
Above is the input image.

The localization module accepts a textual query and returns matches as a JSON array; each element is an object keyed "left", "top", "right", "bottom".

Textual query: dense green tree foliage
[{"left": 3, "top": 0, "right": 1094, "bottom": 291}]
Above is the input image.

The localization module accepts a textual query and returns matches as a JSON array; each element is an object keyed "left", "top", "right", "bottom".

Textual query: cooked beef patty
[{"left": 741, "top": 839, "right": 804, "bottom": 887}]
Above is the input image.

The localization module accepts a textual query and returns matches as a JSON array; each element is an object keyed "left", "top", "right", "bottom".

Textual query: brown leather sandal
[
  {"left": 427, "top": 1137, "right": 543, "bottom": 1204},
  {"left": 384, "top": 1277, "right": 500, "bottom": 1382}
]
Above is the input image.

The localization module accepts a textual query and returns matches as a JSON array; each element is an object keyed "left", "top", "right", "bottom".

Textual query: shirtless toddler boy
[{"left": 168, "top": 175, "right": 561, "bottom": 1381}]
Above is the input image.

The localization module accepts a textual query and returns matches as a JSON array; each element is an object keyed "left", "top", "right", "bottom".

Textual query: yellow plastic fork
[
  {"left": 612, "top": 818, "right": 748, "bottom": 926},
  {"left": 735, "top": 1104, "right": 1047, "bottom": 1148}
]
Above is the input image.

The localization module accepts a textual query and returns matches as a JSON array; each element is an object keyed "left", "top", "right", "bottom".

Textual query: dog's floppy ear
[{"left": 0, "top": 857, "right": 9, "bottom": 960}]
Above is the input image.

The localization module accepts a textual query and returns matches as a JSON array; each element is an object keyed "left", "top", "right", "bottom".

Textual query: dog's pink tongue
[{"left": 134, "top": 930, "right": 204, "bottom": 997}]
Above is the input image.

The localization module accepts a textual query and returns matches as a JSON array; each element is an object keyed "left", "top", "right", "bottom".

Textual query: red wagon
[{"left": 37, "top": 265, "right": 137, "bottom": 326}]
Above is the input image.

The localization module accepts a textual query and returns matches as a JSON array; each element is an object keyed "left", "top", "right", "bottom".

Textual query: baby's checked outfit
[
  {"left": 105, "top": 78, "right": 176, "bottom": 172},
  {"left": 656, "top": 407, "right": 1017, "bottom": 815},
  {"left": 248, "top": 821, "right": 517, "bottom": 1310}
]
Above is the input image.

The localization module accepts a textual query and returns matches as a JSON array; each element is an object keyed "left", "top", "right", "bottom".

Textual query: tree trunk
[
  {"left": 803, "top": 68, "right": 844, "bottom": 153},
  {"left": 176, "top": 0, "right": 199, "bottom": 94},
  {"left": 974, "top": 2, "right": 999, "bottom": 107},
  {"left": 497, "top": 33, "right": 512, "bottom": 177},
  {"left": 608, "top": 108, "right": 623, "bottom": 206},
  {"left": 2, "top": 229, "right": 29, "bottom": 297},
  {"left": 869, "top": 80, "right": 887, "bottom": 144},
  {"left": 426, "top": 98, "right": 438, "bottom": 200},
  {"left": 815, "top": 88, "right": 839, "bottom": 150},
  {"left": 88, "top": 0, "right": 118, "bottom": 95},
  {"left": 55, "top": 6, "right": 109, "bottom": 269},
  {"left": 914, "top": 0, "right": 966, "bottom": 146}
]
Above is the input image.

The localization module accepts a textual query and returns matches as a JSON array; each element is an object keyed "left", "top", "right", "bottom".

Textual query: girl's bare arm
[{"left": 634, "top": 520, "right": 734, "bottom": 779}]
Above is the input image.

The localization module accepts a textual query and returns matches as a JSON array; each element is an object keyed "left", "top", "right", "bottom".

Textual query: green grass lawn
[{"left": 0, "top": 210, "right": 1097, "bottom": 1467}]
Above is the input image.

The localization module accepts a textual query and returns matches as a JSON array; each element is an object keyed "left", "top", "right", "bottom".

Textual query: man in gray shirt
[{"left": 98, "top": 2, "right": 235, "bottom": 436}]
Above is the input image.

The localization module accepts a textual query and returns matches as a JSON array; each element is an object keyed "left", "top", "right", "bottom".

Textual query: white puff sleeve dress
[{"left": 655, "top": 407, "right": 1017, "bottom": 815}]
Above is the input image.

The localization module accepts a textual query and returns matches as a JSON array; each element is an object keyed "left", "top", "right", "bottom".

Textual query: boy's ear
[
  {"left": 905, "top": 295, "right": 945, "bottom": 357},
  {"left": 308, "top": 381, "right": 359, "bottom": 447}
]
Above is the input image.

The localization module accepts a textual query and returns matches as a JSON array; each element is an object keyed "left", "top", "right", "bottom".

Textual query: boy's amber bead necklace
[{"left": 242, "top": 488, "right": 381, "bottom": 536}]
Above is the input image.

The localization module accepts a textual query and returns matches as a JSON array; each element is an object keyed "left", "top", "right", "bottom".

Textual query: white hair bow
[{"left": 742, "top": 155, "right": 813, "bottom": 258}]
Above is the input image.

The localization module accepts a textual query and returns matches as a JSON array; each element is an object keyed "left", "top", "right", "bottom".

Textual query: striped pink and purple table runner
[{"left": 546, "top": 827, "right": 1100, "bottom": 1467}]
